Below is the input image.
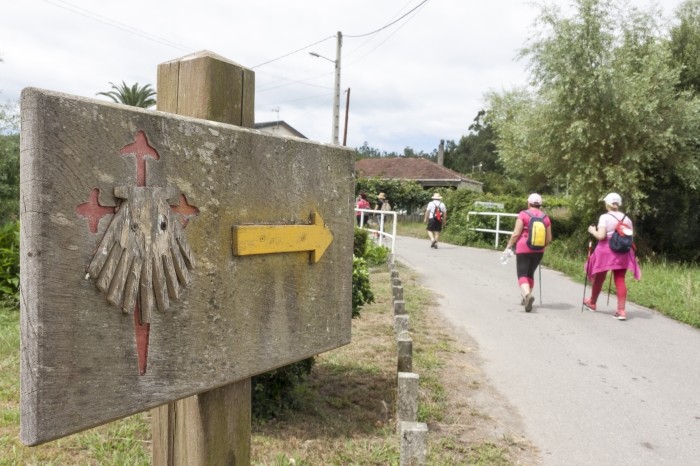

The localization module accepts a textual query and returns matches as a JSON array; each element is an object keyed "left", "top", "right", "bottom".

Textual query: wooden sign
[{"left": 19, "top": 88, "right": 354, "bottom": 446}]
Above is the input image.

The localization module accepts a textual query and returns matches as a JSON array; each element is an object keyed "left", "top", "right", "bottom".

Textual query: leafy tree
[
  {"left": 97, "top": 81, "right": 156, "bottom": 108},
  {"left": 487, "top": 0, "right": 700, "bottom": 229},
  {"left": 444, "top": 110, "right": 501, "bottom": 176},
  {"left": 669, "top": 0, "right": 700, "bottom": 95}
]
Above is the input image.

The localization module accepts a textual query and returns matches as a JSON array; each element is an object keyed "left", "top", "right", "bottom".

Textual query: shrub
[
  {"left": 0, "top": 220, "right": 19, "bottom": 306},
  {"left": 252, "top": 357, "right": 315, "bottom": 420}
]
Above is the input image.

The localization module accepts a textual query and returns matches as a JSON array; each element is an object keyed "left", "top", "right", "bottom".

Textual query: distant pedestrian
[
  {"left": 375, "top": 192, "right": 391, "bottom": 212},
  {"left": 424, "top": 193, "right": 446, "bottom": 248},
  {"left": 356, "top": 192, "right": 370, "bottom": 227},
  {"left": 503, "top": 193, "right": 552, "bottom": 312},
  {"left": 583, "top": 192, "right": 641, "bottom": 321}
]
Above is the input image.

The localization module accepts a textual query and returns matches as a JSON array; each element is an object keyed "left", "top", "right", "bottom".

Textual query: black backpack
[{"left": 608, "top": 213, "right": 634, "bottom": 253}]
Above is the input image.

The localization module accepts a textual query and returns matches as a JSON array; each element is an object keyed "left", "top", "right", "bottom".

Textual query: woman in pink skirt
[{"left": 583, "top": 192, "right": 641, "bottom": 320}]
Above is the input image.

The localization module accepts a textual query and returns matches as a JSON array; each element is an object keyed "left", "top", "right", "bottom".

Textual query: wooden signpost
[{"left": 19, "top": 51, "right": 354, "bottom": 463}]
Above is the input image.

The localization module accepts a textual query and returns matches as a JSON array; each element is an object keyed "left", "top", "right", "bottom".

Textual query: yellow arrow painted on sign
[{"left": 232, "top": 210, "right": 333, "bottom": 263}]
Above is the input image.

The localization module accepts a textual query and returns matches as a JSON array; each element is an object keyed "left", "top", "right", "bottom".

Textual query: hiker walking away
[
  {"left": 424, "top": 193, "right": 446, "bottom": 249},
  {"left": 503, "top": 193, "right": 552, "bottom": 312},
  {"left": 583, "top": 192, "right": 641, "bottom": 321},
  {"left": 356, "top": 192, "right": 370, "bottom": 227},
  {"left": 373, "top": 192, "right": 392, "bottom": 235}
]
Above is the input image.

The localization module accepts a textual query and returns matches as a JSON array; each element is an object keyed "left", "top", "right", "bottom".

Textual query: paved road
[{"left": 395, "top": 235, "right": 700, "bottom": 466}]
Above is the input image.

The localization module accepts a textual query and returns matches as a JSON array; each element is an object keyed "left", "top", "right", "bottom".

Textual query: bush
[
  {"left": 352, "top": 255, "right": 374, "bottom": 318},
  {"left": 252, "top": 357, "right": 315, "bottom": 420},
  {"left": 0, "top": 220, "right": 19, "bottom": 306}
]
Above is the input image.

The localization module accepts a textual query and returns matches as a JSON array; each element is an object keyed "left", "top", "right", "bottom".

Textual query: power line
[
  {"left": 38, "top": 0, "right": 195, "bottom": 52},
  {"left": 250, "top": 35, "right": 335, "bottom": 69},
  {"left": 345, "top": 0, "right": 430, "bottom": 38}
]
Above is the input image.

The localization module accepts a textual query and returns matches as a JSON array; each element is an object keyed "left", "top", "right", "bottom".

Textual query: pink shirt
[{"left": 515, "top": 208, "right": 551, "bottom": 254}]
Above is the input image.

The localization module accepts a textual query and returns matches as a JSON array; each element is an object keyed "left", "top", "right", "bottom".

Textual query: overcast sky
[{"left": 0, "top": 0, "right": 687, "bottom": 153}]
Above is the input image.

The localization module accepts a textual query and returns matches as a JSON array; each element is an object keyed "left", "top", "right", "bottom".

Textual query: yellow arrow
[{"left": 232, "top": 210, "right": 333, "bottom": 263}]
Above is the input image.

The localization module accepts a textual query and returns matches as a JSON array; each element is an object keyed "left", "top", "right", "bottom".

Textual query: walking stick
[
  {"left": 582, "top": 239, "right": 593, "bottom": 312},
  {"left": 606, "top": 272, "right": 613, "bottom": 306},
  {"left": 538, "top": 265, "right": 542, "bottom": 304}
]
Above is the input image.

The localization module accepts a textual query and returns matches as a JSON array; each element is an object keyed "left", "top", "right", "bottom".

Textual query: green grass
[
  {"left": 399, "top": 221, "right": 700, "bottom": 329},
  {"left": 0, "top": 305, "right": 150, "bottom": 464}
]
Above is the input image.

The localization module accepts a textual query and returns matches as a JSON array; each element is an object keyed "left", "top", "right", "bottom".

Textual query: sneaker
[
  {"left": 583, "top": 298, "right": 597, "bottom": 312},
  {"left": 524, "top": 293, "right": 534, "bottom": 312},
  {"left": 434, "top": 242, "right": 439, "bottom": 249},
  {"left": 614, "top": 310, "right": 627, "bottom": 321},
  {"left": 430, "top": 240, "right": 436, "bottom": 248}
]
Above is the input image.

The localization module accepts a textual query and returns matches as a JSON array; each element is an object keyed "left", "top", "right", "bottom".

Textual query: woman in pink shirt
[
  {"left": 583, "top": 192, "right": 641, "bottom": 321},
  {"left": 503, "top": 193, "right": 553, "bottom": 312}
]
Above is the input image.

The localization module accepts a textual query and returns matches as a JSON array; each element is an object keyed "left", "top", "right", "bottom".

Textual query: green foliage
[
  {"left": 354, "top": 227, "right": 369, "bottom": 257},
  {"left": 486, "top": 0, "right": 700, "bottom": 259},
  {"left": 252, "top": 357, "right": 315, "bottom": 420},
  {"left": 96, "top": 81, "right": 156, "bottom": 108},
  {"left": 669, "top": 0, "right": 700, "bottom": 95},
  {"left": 0, "top": 102, "right": 19, "bottom": 226},
  {"left": 444, "top": 110, "right": 503, "bottom": 176},
  {"left": 356, "top": 178, "right": 431, "bottom": 214},
  {"left": 352, "top": 255, "right": 374, "bottom": 319},
  {"left": 0, "top": 221, "right": 19, "bottom": 306}
]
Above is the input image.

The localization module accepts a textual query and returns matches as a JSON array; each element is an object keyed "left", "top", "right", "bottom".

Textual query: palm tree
[{"left": 97, "top": 81, "right": 156, "bottom": 108}]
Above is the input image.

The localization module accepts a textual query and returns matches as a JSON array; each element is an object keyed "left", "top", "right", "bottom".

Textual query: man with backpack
[
  {"left": 503, "top": 193, "right": 553, "bottom": 312},
  {"left": 583, "top": 192, "right": 641, "bottom": 321},
  {"left": 424, "top": 193, "right": 446, "bottom": 249}
]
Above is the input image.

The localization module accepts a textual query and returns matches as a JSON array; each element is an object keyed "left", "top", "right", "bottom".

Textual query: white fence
[
  {"left": 355, "top": 208, "right": 397, "bottom": 255},
  {"left": 466, "top": 211, "right": 518, "bottom": 248}
]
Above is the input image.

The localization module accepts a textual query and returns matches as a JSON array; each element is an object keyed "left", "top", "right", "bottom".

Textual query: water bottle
[{"left": 500, "top": 248, "right": 513, "bottom": 265}]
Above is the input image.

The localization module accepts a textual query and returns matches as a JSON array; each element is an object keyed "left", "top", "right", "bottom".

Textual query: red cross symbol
[{"left": 75, "top": 188, "right": 116, "bottom": 233}]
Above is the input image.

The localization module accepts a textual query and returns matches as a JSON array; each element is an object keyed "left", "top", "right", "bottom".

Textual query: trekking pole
[
  {"left": 538, "top": 265, "right": 543, "bottom": 304},
  {"left": 582, "top": 239, "right": 593, "bottom": 312},
  {"left": 606, "top": 273, "right": 613, "bottom": 306}
]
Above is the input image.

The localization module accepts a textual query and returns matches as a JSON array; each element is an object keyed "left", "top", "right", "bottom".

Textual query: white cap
[
  {"left": 603, "top": 192, "right": 622, "bottom": 206},
  {"left": 527, "top": 193, "right": 542, "bottom": 206}
]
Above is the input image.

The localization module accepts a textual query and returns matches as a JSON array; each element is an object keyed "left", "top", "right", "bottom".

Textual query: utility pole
[
  {"left": 332, "top": 31, "right": 342, "bottom": 145},
  {"left": 343, "top": 87, "right": 351, "bottom": 146}
]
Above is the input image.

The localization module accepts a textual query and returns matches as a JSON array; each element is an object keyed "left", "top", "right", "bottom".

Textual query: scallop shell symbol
[{"left": 87, "top": 185, "right": 195, "bottom": 323}]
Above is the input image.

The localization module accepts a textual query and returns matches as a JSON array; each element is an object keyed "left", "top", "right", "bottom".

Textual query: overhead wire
[{"left": 38, "top": 0, "right": 195, "bottom": 52}]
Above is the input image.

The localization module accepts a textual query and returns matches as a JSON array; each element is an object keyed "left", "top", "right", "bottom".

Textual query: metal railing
[
  {"left": 466, "top": 211, "right": 518, "bottom": 248},
  {"left": 355, "top": 208, "right": 397, "bottom": 254}
]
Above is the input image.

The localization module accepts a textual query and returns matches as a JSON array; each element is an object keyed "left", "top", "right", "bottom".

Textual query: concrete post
[
  {"left": 397, "top": 332, "right": 413, "bottom": 373},
  {"left": 392, "top": 285, "right": 404, "bottom": 302},
  {"left": 397, "top": 372, "right": 419, "bottom": 432},
  {"left": 394, "top": 300, "right": 406, "bottom": 316},
  {"left": 394, "top": 314, "right": 409, "bottom": 336},
  {"left": 400, "top": 421, "right": 428, "bottom": 466}
]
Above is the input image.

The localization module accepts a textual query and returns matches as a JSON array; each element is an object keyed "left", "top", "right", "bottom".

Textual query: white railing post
[{"left": 466, "top": 211, "right": 518, "bottom": 249}]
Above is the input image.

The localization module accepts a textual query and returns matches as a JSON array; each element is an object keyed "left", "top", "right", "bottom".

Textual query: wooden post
[{"left": 153, "top": 50, "right": 255, "bottom": 466}]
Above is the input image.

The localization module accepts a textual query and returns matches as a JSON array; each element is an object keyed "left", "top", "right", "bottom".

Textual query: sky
[{"left": 0, "top": 0, "right": 688, "bottom": 154}]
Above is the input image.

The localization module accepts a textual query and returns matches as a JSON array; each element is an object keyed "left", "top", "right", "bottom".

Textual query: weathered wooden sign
[{"left": 19, "top": 88, "right": 354, "bottom": 446}]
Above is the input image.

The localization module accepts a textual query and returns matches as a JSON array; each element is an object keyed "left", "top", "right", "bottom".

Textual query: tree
[
  {"left": 669, "top": 0, "right": 700, "bottom": 95},
  {"left": 487, "top": 0, "right": 700, "bottom": 220},
  {"left": 97, "top": 81, "right": 156, "bottom": 108},
  {"left": 444, "top": 110, "right": 501, "bottom": 176}
]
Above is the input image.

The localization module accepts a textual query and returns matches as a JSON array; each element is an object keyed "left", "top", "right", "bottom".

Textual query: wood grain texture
[
  {"left": 19, "top": 84, "right": 354, "bottom": 446},
  {"left": 154, "top": 50, "right": 255, "bottom": 466}
]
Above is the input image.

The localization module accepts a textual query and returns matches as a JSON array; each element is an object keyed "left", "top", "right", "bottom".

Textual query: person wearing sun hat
[
  {"left": 583, "top": 192, "right": 641, "bottom": 321},
  {"left": 503, "top": 193, "right": 553, "bottom": 312},
  {"left": 424, "top": 192, "right": 446, "bottom": 248}
]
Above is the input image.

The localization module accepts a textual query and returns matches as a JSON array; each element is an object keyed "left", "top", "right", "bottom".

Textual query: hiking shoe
[
  {"left": 430, "top": 240, "right": 436, "bottom": 248},
  {"left": 524, "top": 293, "right": 534, "bottom": 312},
  {"left": 583, "top": 298, "right": 597, "bottom": 312},
  {"left": 434, "top": 242, "right": 439, "bottom": 249},
  {"left": 614, "top": 310, "right": 627, "bottom": 321}
]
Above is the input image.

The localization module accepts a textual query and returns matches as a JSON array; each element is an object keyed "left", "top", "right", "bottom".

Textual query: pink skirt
[{"left": 584, "top": 239, "right": 641, "bottom": 280}]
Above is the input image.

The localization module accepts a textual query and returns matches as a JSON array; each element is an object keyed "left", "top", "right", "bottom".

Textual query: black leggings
[{"left": 516, "top": 252, "right": 544, "bottom": 287}]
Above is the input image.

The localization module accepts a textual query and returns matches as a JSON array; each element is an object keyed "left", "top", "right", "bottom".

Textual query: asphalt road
[{"left": 394, "top": 235, "right": 700, "bottom": 466}]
